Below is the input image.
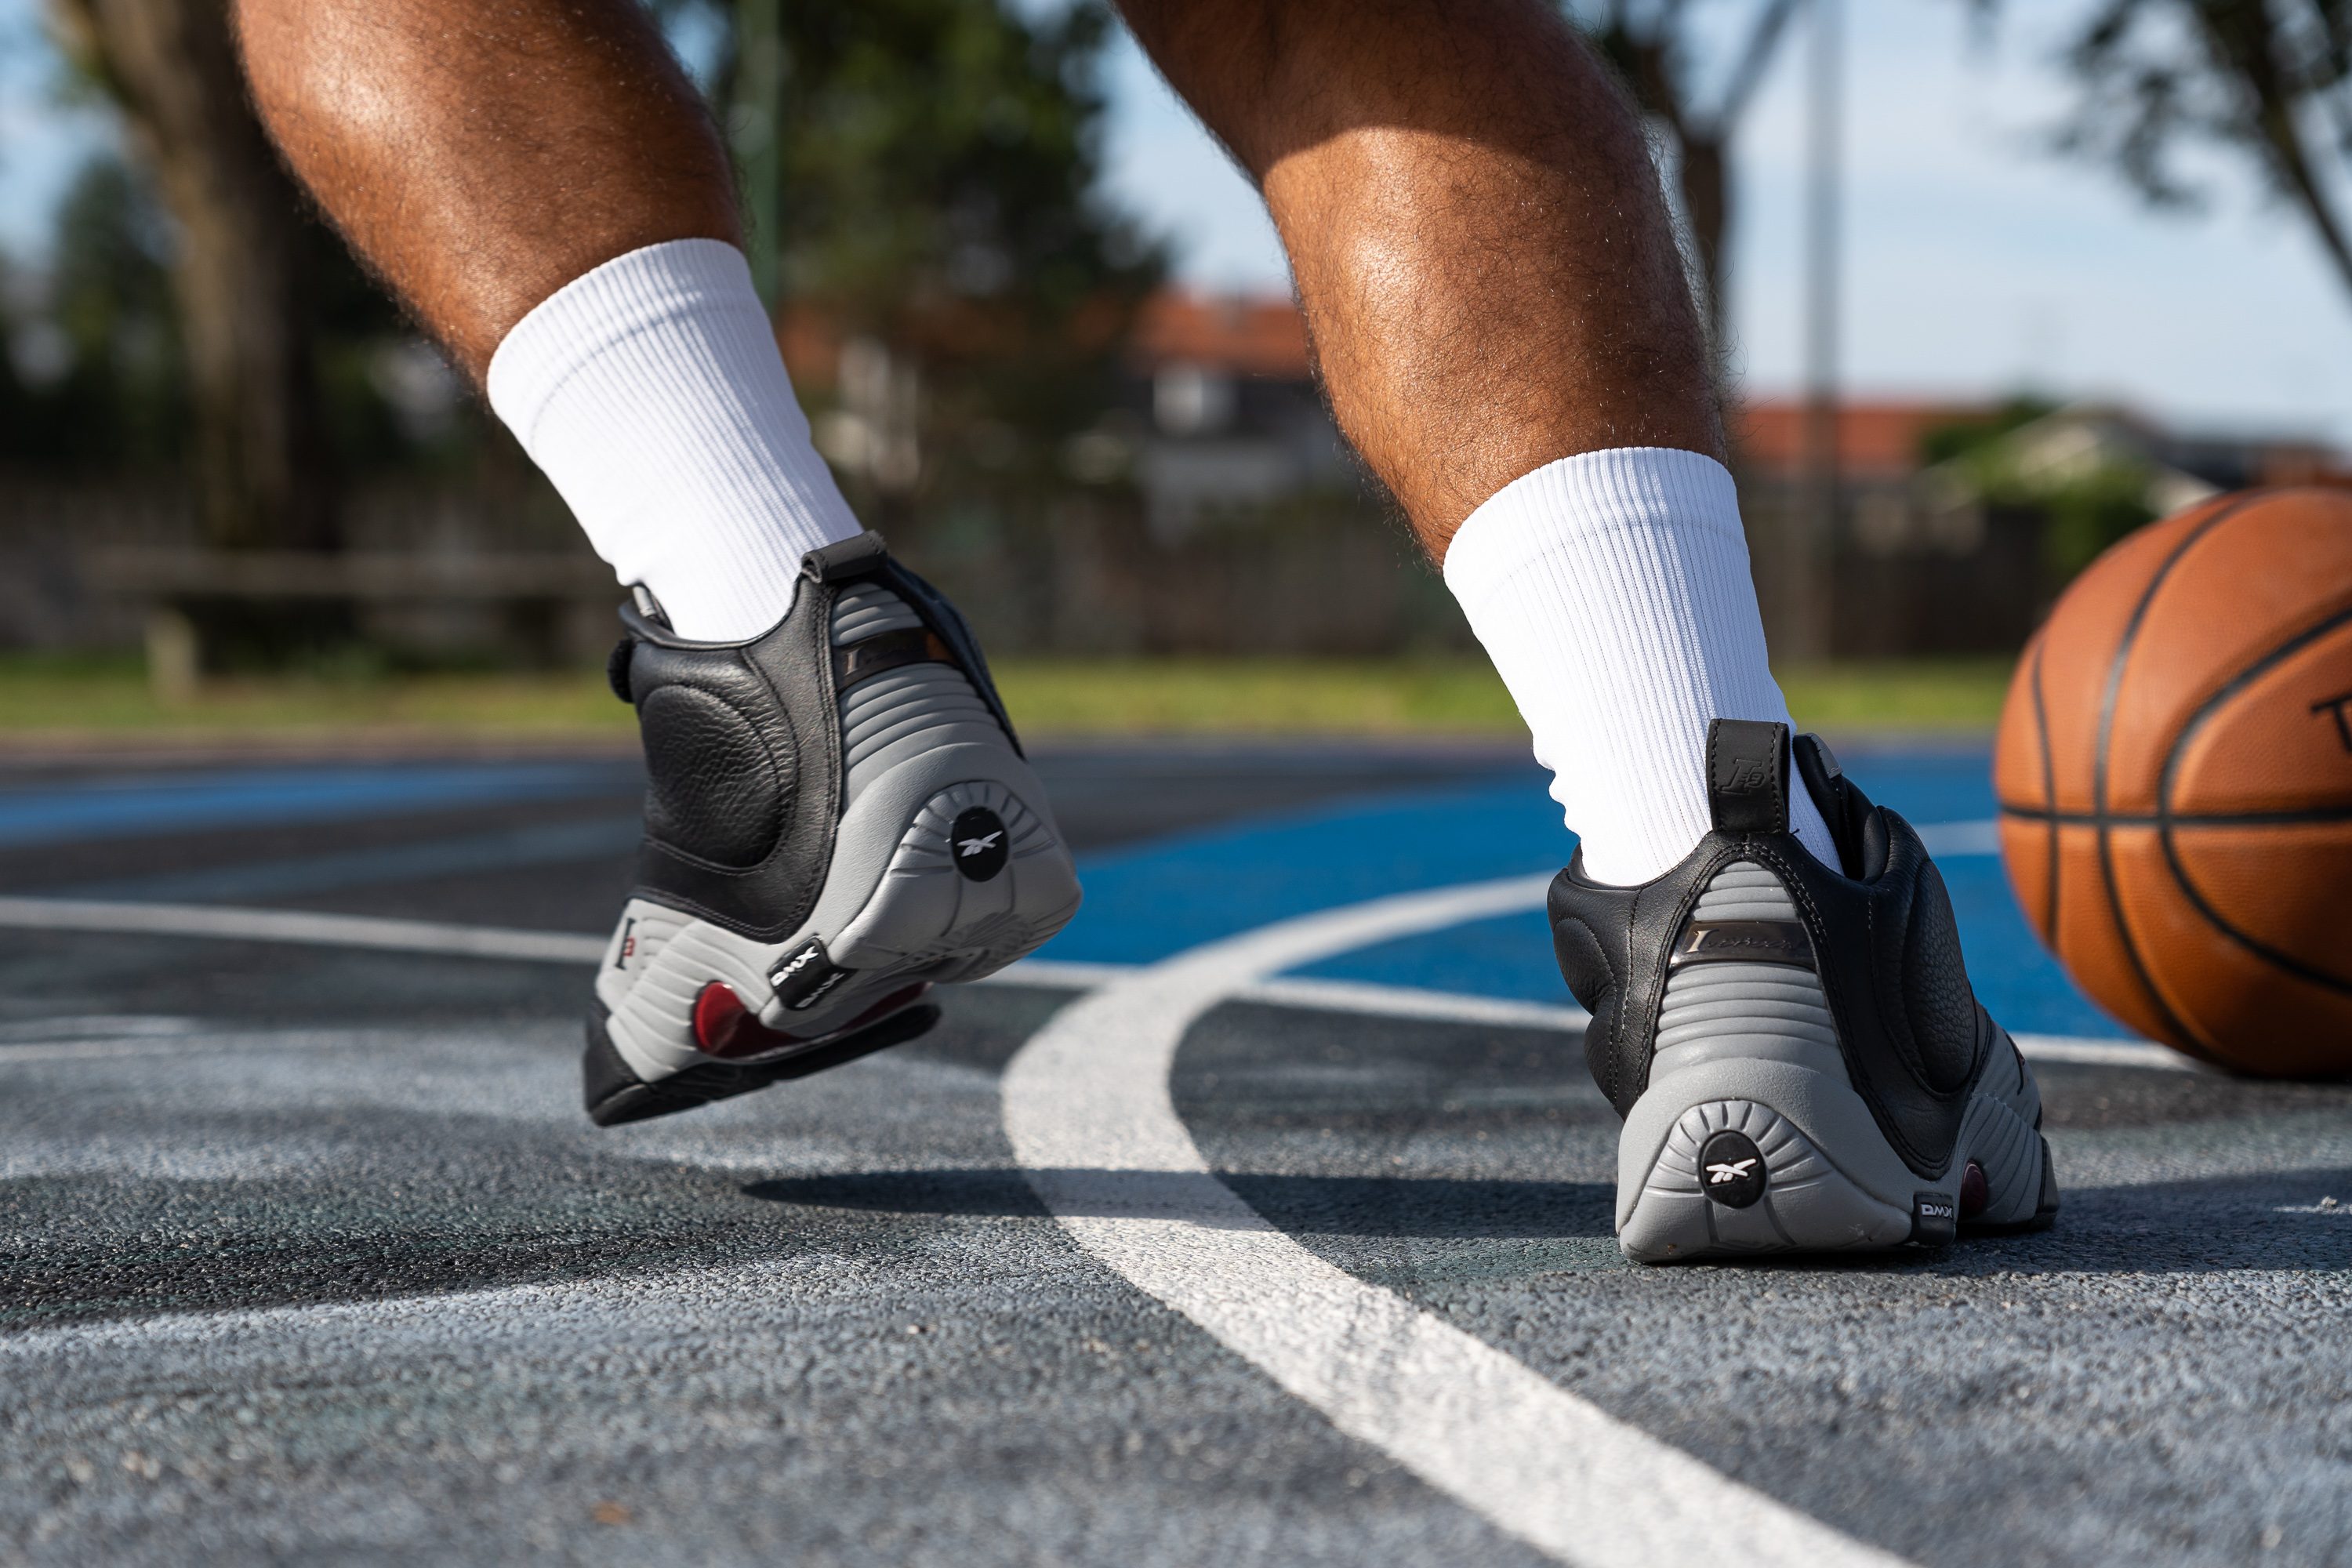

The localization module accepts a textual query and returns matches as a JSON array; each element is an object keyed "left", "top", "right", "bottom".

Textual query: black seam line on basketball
[
  {"left": 2154, "top": 599, "right": 2352, "bottom": 997},
  {"left": 1996, "top": 804, "right": 2352, "bottom": 827},
  {"left": 2031, "top": 639, "right": 2060, "bottom": 944},
  {"left": 2093, "top": 494, "right": 2253, "bottom": 1055}
]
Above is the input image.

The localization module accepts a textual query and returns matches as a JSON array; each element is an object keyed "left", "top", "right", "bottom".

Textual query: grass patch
[
  {"left": 995, "top": 658, "right": 2015, "bottom": 736},
  {"left": 1777, "top": 659, "right": 2016, "bottom": 735},
  {"left": 0, "top": 652, "right": 2015, "bottom": 743},
  {"left": 989, "top": 658, "right": 1523, "bottom": 735}
]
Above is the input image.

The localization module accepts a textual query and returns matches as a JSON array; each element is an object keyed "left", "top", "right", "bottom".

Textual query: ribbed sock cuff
[
  {"left": 1443, "top": 447, "right": 1838, "bottom": 884},
  {"left": 486, "top": 238, "right": 862, "bottom": 642},
  {"left": 488, "top": 238, "right": 772, "bottom": 445},
  {"left": 1443, "top": 447, "right": 1744, "bottom": 607}
]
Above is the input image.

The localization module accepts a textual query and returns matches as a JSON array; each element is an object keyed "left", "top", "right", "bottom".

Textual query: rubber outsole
[
  {"left": 588, "top": 764, "right": 1078, "bottom": 1123},
  {"left": 583, "top": 998, "right": 942, "bottom": 1127},
  {"left": 1616, "top": 1058, "right": 2057, "bottom": 1263}
]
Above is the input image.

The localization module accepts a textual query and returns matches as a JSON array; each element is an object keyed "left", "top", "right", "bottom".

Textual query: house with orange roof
[{"left": 1115, "top": 290, "right": 1360, "bottom": 539}]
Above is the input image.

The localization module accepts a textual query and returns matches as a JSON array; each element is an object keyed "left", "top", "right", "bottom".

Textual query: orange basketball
[{"left": 1992, "top": 487, "right": 2352, "bottom": 1075}]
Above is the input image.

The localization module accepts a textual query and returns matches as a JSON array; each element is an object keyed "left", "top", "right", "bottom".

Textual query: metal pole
[
  {"left": 1793, "top": 0, "right": 1842, "bottom": 662},
  {"left": 733, "top": 0, "right": 784, "bottom": 310}
]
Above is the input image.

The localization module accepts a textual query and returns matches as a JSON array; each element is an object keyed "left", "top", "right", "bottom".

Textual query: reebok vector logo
[
  {"left": 948, "top": 807, "right": 1010, "bottom": 882},
  {"left": 1697, "top": 1128, "right": 1768, "bottom": 1208}
]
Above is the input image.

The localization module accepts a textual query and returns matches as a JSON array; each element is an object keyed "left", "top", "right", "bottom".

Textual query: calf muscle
[
  {"left": 1120, "top": 0, "right": 1720, "bottom": 553},
  {"left": 233, "top": 0, "right": 739, "bottom": 379}
]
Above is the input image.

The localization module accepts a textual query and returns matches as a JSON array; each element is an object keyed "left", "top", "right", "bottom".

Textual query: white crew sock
[
  {"left": 486, "top": 238, "right": 862, "bottom": 641},
  {"left": 1443, "top": 446, "right": 1838, "bottom": 886}
]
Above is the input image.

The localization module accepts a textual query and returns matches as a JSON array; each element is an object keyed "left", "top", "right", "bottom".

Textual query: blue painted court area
[
  {"left": 1045, "top": 743, "right": 2129, "bottom": 1042},
  {"left": 0, "top": 761, "right": 634, "bottom": 848},
  {"left": 3, "top": 744, "right": 2125, "bottom": 1041}
]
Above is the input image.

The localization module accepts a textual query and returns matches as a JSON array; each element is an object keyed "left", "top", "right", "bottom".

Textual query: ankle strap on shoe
[
  {"left": 1707, "top": 717, "right": 1789, "bottom": 835},
  {"left": 804, "top": 531, "right": 891, "bottom": 583}
]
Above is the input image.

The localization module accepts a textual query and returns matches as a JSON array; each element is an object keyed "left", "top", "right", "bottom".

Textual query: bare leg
[
  {"left": 235, "top": 0, "right": 858, "bottom": 645},
  {"left": 1119, "top": 0, "right": 1719, "bottom": 555},
  {"left": 235, "top": 0, "right": 1079, "bottom": 1126},
  {"left": 233, "top": 0, "right": 738, "bottom": 381},
  {"left": 1128, "top": 0, "right": 1841, "bottom": 890}
]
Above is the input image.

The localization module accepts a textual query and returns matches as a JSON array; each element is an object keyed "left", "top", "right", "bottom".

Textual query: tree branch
[
  {"left": 2196, "top": 0, "right": 2352, "bottom": 305},
  {"left": 1703, "top": 0, "right": 1803, "bottom": 136}
]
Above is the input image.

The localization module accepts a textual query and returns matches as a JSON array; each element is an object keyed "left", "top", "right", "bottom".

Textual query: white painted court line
[
  {"left": 0, "top": 1257, "right": 827, "bottom": 1362},
  {"left": 2011, "top": 1033, "right": 2200, "bottom": 1072},
  {"left": 982, "top": 956, "right": 1132, "bottom": 990},
  {"left": 0, "top": 1014, "right": 200, "bottom": 1043},
  {"left": 0, "top": 1040, "right": 220, "bottom": 1063},
  {"left": 0, "top": 1031, "right": 383, "bottom": 1065},
  {"left": 1239, "top": 975, "right": 1591, "bottom": 1033},
  {"left": 0, "top": 895, "right": 606, "bottom": 964},
  {"left": 1007, "top": 964, "right": 2187, "bottom": 1073},
  {"left": 1916, "top": 817, "right": 1999, "bottom": 857},
  {"left": 0, "top": 887, "right": 2190, "bottom": 1073},
  {"left": 1000, "top": 873, "right": 1909, "bottom": 1568}
]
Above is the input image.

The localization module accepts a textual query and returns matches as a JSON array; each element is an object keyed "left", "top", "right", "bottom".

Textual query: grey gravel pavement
[{"left": 1, "top": 743, "right": 2346, "bottom": 1566}]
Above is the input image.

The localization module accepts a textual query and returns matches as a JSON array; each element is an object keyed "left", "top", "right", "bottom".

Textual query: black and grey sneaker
[
  {"left": 583, "top": 531, "right": 1081, "bottom": 1126},
  {"left": 1549, "top": 717, "right": 2056, "bottom": 1261}
]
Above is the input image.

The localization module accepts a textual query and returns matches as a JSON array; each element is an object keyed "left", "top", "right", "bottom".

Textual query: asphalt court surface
[{"left": 1, "top": 740, "right": 2347, "bottom": 1566}]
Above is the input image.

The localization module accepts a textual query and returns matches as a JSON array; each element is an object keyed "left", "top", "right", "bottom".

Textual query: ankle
[
  {"left": 487, "top": 238, "right": 862, "bottom": 641},
  {"left": 1443, "top": 447, "right": 1842, "bottom": 885}
]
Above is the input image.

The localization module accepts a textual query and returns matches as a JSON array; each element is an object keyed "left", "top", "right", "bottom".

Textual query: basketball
[{"left": 1993, "top": 488, "right": 2352, "bottom": 1075}]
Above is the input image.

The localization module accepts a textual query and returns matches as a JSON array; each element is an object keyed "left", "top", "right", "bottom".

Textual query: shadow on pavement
[
  {"left": 745, "top": 1163, "right": 2352, "bottom": 1270},
  {"left": 746, "top": 1167, "right": 1614, "bottom": 1238},
  {"left": 743, "top": 1168, "right": 1586, "bottom": 1240}
]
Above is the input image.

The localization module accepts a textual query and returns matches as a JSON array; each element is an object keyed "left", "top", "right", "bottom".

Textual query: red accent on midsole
[
  {"left": 690, "top": 983, "right": 761, "bottom": 1059},
  {"left": 691, "top": 980, "right": 931, "bottom": 1062},
  {"left": 1958, "top": 1159, "right": 1990, "bottom": 1219}
]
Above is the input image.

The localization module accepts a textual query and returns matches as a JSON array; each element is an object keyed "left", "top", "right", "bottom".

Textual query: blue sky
[
  {"left": 6, "top": 0, "right": 2351, "bottom": 441},
  {"left": 1090, "top": 2, "right": 2352, "bottom": 442}
]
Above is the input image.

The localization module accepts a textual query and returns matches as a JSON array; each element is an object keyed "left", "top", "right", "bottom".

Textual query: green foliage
[
  {"left": 0, "top": 149, "right": 482, "bottom": 479},
  {"left": 1916, "top": 395, "right": 2058, "bottom": 467},
  {"left": 2033, "top": 463, "right": 2161, "bottom": 581},
  {"left": 678, "top": 0, "right": 1164, "bottom": 514},
  {"left": 0, "top": 155, "right": 187, "bottom": 470},
  {"left": 0, "top": 652, "right": 2019, "bottom": 738},
  {"left": 761, "top": 0, "right": 1157, "bottom": 334},
  {"left": 5, "top": 0, "right": 1148, "bottom": 514},
  {"left": 307, "top": 212, "right": 479, "bottom": 477},
  {"left": 1984, "top": 0, "right": 2352, "bottom": 306},
  {"left": 1933, "top": 422, "right": 2158, "bottom": 583},
  {"left": 1918, "top": 395, "right": 2158, "bottom": 583}
]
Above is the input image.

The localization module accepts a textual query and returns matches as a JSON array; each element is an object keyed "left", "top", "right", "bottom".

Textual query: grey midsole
[
  {"left": 594, "top": 738, "right": 1078, "bottom": 1083},
  {"left": 1618, "top": 1057, "right": 1933, "bottom": 1232}
]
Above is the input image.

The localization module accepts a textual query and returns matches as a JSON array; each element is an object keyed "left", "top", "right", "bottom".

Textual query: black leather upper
[
  {"left": 1550, "top": 720, "right": 1997, "bottom": 1181},
  {"left": 608, "top": 531, "right": 1018, "bottom": 942}
]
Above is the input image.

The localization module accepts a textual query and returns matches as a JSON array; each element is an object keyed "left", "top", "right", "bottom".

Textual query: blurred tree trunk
[
  {"left": 1677, "top": 133, "right": 1730, "bottom": 350},
  {"left": 1588, "top": 0, "right": 1801, "bottom": 354},
  {"left": 50, "top": 0, "right": 336, "bottom": 550}
]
